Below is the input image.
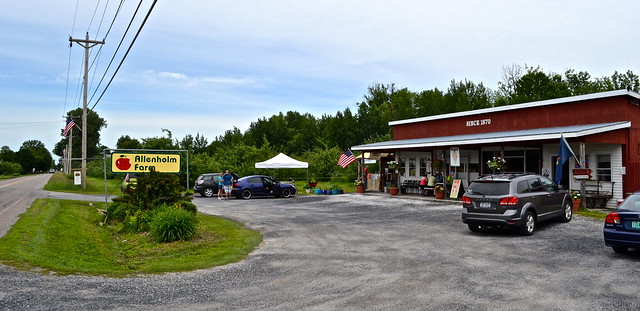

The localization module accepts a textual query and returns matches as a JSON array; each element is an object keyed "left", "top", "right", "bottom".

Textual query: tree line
[{"left": 2, "top": 65, "right": 638, "bottom": 182}]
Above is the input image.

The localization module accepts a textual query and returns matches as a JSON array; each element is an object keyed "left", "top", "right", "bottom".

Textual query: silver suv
[{"left": 461, "top": 173, "right": 572, "bottom": 235}]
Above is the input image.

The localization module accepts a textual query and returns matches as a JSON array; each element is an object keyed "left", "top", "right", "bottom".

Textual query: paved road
[
  {"left": 0, "top": 174, "right": 109, "bottom": 238},
  {"left": 1, "top": 180, "right": 639, "bottom": 310}
]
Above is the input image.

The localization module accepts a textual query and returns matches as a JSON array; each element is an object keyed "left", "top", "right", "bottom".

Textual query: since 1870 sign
[{"left": 111, "top": 152, "right": 181, "bottom": 173}]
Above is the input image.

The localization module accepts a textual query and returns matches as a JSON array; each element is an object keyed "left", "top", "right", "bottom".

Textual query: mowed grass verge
[
  {"left": 43, "top": 172, "right": 123, "bottom": 195},
  {"left": 0, "top": 199, "right": 262, "bottom": 276}
]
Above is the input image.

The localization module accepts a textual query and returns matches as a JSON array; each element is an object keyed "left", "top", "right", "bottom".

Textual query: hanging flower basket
[{"left": 487, "top": 157, "right": 506, "bottom": 173}]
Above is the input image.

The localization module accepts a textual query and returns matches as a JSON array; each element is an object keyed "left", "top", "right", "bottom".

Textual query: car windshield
[
  {"left": 467, "top": 181, "right": 510, "bottom": 196},
  {"left": 618, "top": 195, "right": 640, "bottom": 212}
]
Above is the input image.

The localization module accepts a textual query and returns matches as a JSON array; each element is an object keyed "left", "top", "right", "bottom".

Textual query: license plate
[
  {"left": 632, "top": 221, "right": 640, "bottom": 230},
  {"left": 479, "top": 202, "right": 492, "bottom": 208}
]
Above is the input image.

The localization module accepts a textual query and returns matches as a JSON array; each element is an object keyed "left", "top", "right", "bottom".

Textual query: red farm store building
[{"left": 352, "top": 89, "right": 640, "bottom": 208}]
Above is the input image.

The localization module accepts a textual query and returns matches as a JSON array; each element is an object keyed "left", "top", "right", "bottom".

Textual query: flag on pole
[
  {"left": 554, "top": 135, "right": 578, "bottom": 185},
  {"left": 338, "top": 149, "right": 357, "bottom": 168},
  {"left": 62, "top": 117, "right": 75, "bottom": 136}
]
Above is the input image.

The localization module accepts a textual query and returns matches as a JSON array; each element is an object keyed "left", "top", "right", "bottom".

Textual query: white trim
[{"left": 389, "top": 90, "right": 640, "bottom": 126}]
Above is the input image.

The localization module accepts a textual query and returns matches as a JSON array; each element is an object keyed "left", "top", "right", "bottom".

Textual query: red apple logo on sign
[{"left": 115, "top": 155, "right": 131, "bottom": 170}]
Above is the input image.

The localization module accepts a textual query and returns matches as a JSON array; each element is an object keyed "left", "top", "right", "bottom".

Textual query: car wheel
[
  {"left": 560, "top": 201, "right": 572, "bottom": 222},
  {"left": 281, "top": 188, "right": 292, "bottom": 198},
  {"left": 202, "top": 187, "right": 214, "bottom": 197},
  {"left": 241, "top": 189, "right": 252, "bottom": 200},
  {"left": 612, "top": 246, "right": 629, "bottom": 253},
  {"left": 468, "top": 224, "right": 483, "bottom": 232},
  {"left": 519, "top": 211, "right": 536, "bottom": 236}
]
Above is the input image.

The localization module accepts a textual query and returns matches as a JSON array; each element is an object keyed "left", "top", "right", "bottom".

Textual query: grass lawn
[
  {"left": 44, "top": 172, "right": 123, "bottom": 195},
  {"left": 575, "top": 208, "right": 609, "bottom": 221},
  {"left": 0, "top": 199, "right": 262, "bottom": 276}
]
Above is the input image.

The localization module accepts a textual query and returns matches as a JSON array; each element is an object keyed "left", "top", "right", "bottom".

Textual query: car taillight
[
  {"left": 499, "top": 196, "right": 519, "bottom": 206},
  {"left": 461, "top": 196, "right": 472, "bottom": 204},
  {"left": 605, "top": 213, "right": 621, "bottom": 224}
]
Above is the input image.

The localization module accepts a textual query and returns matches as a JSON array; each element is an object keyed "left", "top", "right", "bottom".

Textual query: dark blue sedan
[
  {"left": 604, "top": 191, "right": 640, "bottom": 253},
  {"left": 232, "top": 175, "right": 297, "bottom": 199}
]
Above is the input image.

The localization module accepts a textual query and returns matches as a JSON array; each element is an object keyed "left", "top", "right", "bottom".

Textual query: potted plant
[
  {"left": 303, "top": 183, "right": 312, "bottom": 194},
  {"left": 309, "top": 179, "right": 318, "bottom": 188},
  {"left": 571, "top": 191, "right": 582, "bottom": 212},
  {"left": 354, "top": 179, "right": 365, "bottom": 193},
  {"left": 434, "top": 184, "right": 445, "bottom": 199},
  {"left": 388, "top": 181, "right": 399, "bottom": 196},
  {"left": 329, "top": 183, "right": 340, "bottom": 195},
  {"left": 387, "top": 160, "right": 398, "bottom": 169},
  {"left": 487, "top": 156, "right": 507, "bottom": 173},
  {"left": 432, "top": 159, "right": 443, "bottom": 173}
]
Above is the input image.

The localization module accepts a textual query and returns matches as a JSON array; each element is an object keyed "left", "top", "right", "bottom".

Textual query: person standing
[
  {"left": 222, "top": 169, "right": 233, "bottom": 200},
  {"left": 217, "top": 173, "right": 224, "bottom": 200}
]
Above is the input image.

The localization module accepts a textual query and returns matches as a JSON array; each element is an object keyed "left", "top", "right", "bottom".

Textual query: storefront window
[
  {"left": 596, "top": 155, "right": 611, "bottom": 181},
  {"left": 409, "top": 158, "right": 416, "bottom": 176},
  {"left": 400, "top": 158, "right": 406, "bottom": 175},
  {"left": 420, "top": 158, "right": 429, "bottom": 176}
]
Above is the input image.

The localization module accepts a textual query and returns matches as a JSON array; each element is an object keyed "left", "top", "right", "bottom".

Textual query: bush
[
  {"left": 149, "top": 207, "right": 198, "bottom": 242},
  {"left": 0, "top": 162, "right": 22, "bottom": 175}
]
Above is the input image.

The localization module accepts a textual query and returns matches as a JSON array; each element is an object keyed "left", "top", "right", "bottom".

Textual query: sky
[{"left": 1, "top": 0, "right": 639, "bottom": 160}]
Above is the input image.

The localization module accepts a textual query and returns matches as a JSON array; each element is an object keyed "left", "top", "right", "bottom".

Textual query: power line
[
  {"left": 90, "top": 0, "right": 157, "bottom": 111},
  {"left": 89, "top": 0, "right": 144, "bottom": 105}
]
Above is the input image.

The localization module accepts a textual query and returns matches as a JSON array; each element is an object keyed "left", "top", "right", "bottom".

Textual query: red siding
[{"left": 393, "top": 96, "right": 640, "bottom": 141}]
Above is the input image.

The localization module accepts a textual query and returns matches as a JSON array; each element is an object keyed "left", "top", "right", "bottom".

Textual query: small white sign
[{"left": 73, "top": 171, "right": 81, "bottom": 185}]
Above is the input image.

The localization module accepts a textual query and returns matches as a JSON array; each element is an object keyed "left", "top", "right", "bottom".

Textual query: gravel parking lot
[{"left": 1, "top": 190, "right": 640, "bottom": 310}]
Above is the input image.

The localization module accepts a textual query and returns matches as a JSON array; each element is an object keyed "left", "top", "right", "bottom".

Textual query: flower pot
[
  {"left": 356, "top": 185, "right": 365, "bottom": 193},
  {"left": 572, "top": 199, "right": 581, "bottom": 212},
  {"left": 314, "top": 189, "right": 322, "bottom": 195},
  {"left": 332, "top": 189, "right": 339, "bottom": 195},
  {"left": 338, "top": 189, "right": 344, "bottom": 194},
  {"left": 309, "top": 182, "right": 317, "bottom": 188},
  {"left": 435, "top": 191, "right": 445, "bottom": 199},
  {"left": 305, "top": 189, "right": 311, "bottom": 194},
  {"left": 325, "top": 190, "right": 331, "bottom": 195},
  {"left": 389, "top": 187, "right": 399, "bottom": 196}
]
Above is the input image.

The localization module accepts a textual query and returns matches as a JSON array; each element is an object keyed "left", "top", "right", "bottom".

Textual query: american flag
[
  {"left": 337, "top": 149, "right": 357, "bottom": 168},
  {"left": 62, "top": 117, "right": 75, "bottom": 136}
]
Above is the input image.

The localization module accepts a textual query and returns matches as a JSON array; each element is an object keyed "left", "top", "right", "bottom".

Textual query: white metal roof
[
  {"left": 389, "top": 89, "right": 640, "bottom": 126},
  {"left": 352, "top": 121, "right": 630, "bottom": 151}
]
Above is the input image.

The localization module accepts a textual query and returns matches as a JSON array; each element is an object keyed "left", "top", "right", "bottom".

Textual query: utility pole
[{"left": 70, "top": 33, "right": 104, "bottom": 190}]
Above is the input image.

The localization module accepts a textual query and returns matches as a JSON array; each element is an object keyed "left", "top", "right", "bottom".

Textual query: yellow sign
[
  {"left": 111, "top": 153, "right": 181, "bottom": 173},
  {"left": 450, "top": 179, "right": 462, "bottom": 199}
]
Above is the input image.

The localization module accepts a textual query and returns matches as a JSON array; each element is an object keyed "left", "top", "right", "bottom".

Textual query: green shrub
[
  {"left": 174, "top": 201, "right": 197, "bottom": 214},
  {"left": 0, "top": 162, "right": 22, "bottom": 175},
  {"left": 149, "top": 207, "right": 197, "bottom": 242}
]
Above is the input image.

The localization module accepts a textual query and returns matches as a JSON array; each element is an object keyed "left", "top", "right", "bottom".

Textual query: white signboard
[
  {"left": 450, "top": 147, "right": 460, "bottom": 167},
  {"left": 73, "top": 171, "right": 81, "bottom": 185}
]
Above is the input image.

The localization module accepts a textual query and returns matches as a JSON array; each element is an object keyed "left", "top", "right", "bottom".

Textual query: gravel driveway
[{"left": 1, "top": 191, "right": 639, "bottom": 310}]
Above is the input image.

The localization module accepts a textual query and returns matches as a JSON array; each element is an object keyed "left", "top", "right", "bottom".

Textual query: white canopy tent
[{"left": 255, "top": 153, "right": 309, "bottom": 182}]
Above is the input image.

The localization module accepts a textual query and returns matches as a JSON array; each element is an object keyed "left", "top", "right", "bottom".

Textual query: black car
[
  {"left": 461, "top": 173, "right": 572, "bottom": 235},
  {"left": 603, "top": 191, "right": 640, "bottom": 253},
  {"left": 193, "top": 173, "right": 239, "bottom": 197},
  {"left": 232, "top": 175, "right": 296, "bottom": 199}
]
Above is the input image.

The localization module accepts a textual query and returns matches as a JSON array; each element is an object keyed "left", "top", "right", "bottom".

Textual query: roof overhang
[{"left": 352, "top": 121, "right": 630, "bottom": 151}]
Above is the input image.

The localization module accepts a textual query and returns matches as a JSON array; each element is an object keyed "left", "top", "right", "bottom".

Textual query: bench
[
  {"left": 583, "top": 180, "right": 614, "bottom": 208},
  {"left": 401, "top": 180, "right": 421, "bottom": 194},
  {"left": 401, "top": 180, "right": 435, "bottom": 196}
]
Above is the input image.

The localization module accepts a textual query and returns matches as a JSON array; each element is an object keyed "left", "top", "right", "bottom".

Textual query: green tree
[
  {"left": 116, "top": 135, "right": 142, "bottom": 150},
  {"left": 141, "top": 129, "right": 176, "bottom": 150},
  {"left": 0, "top": 145, "right": 15, "bottom": 162},
  {"left": 16, "top": 140, "right": 52, "bottom": 173},
  {"left": 53, "top": 108, "right": 107, "bottom": 161}
]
